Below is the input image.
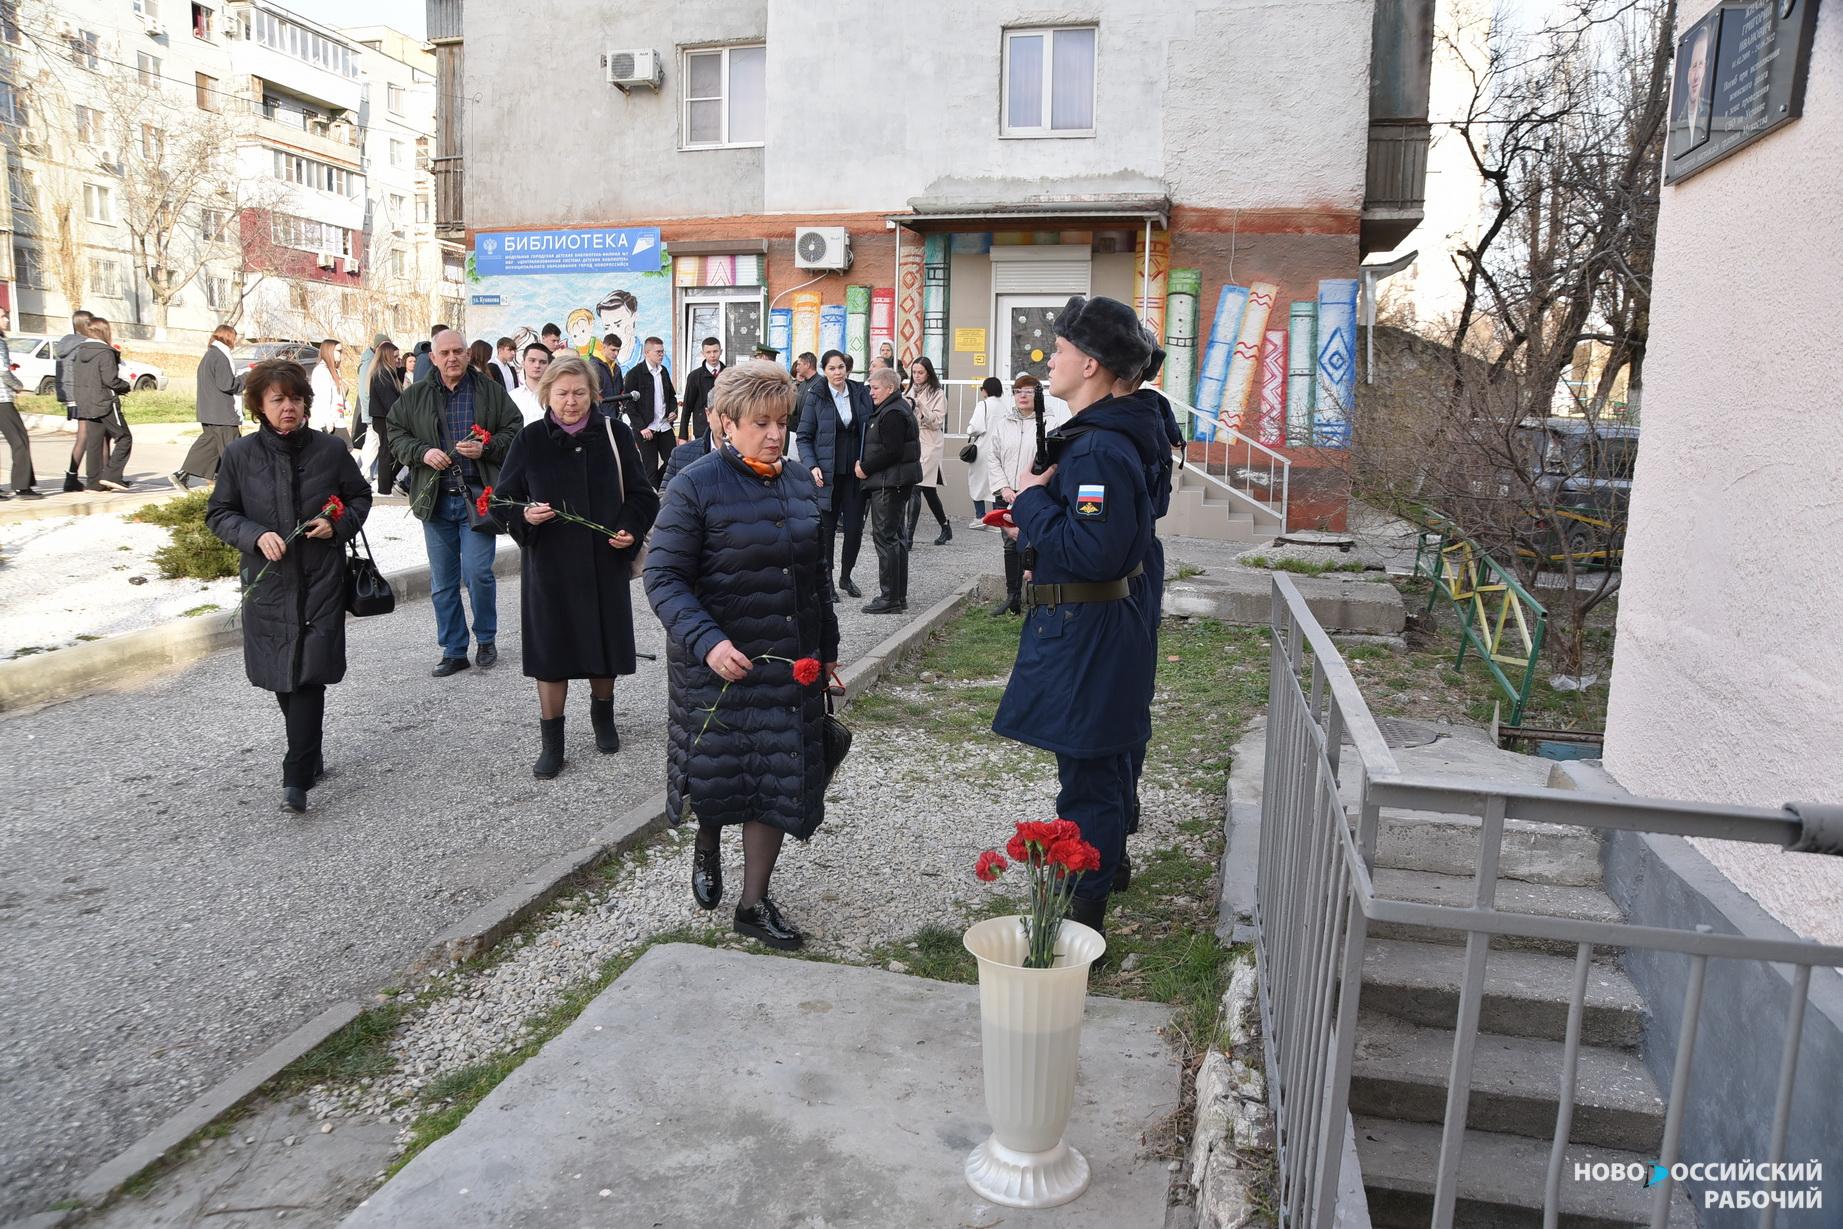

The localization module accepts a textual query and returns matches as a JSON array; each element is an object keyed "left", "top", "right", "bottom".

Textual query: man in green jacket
[{"left": 387, "top": 326, "right": 524, "bottom": 676}]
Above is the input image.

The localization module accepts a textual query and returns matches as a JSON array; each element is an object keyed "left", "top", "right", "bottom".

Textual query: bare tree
[{"left": 1354, "top": 0, "right": 1672, "bottom": 674}]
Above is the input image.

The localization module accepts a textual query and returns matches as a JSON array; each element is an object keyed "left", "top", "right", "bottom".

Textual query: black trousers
[
  {"left": 274, "top": 684, "right": 327, "bottom": 790},
  {"left": 178, "top": 424, "right": 239, "bottom": 482},
  {"left": 995, "top": 494, "right": 1023, "bottom": 607},
  {"left": 638, "top": 430, "right": 674, "bottom": 485},
  {"left": 904, "top": 486, "right": 947, "bottom": 548},
  {"left": 0, "top": 399, "right": 33, "bottom": 491},
  {"left": 868, "top": 485, "right": 913, "bottom": 604},
  {"left": 820, "top": 474, "right": 865, "bottom": 589},
  {"left": 79, "top": 404, "right": 132, "bottom": 486}
]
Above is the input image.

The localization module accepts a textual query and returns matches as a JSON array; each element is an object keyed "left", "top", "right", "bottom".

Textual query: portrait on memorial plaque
[{"left": 1670, "top": 11, "right": 1721, "bottom": 155}]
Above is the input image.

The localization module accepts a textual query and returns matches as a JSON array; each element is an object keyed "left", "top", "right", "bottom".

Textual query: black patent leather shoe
[
  {"left": 431, "top": 656, "right": 470, "bottom": 678},
  {"left": 692, "top": 847, "right": 722, "bottom": 911},
  {"left": 734, "top": 897, "right": 803, "bottom": 950}
]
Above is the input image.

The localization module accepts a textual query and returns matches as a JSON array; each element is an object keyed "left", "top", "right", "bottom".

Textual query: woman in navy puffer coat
[{"left": 645, "top": 361, "right": 840, "bottom": 951}]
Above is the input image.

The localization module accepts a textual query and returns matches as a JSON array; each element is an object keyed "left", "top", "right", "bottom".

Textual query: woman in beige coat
[{"left": 904, "top": 356, "right": 952, "bottom": 547}]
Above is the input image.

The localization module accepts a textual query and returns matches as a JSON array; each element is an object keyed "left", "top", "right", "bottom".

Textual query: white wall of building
[{"left": 1602, "top": 0, "right": 1843, "bottom": 943}]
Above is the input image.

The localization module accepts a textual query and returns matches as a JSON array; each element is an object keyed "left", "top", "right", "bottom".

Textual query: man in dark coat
[
  {"left": 55, "top": 310, "right": 93, "bottom": 491},
  {"left": 855, "top": 366, "right": 921, "bottom": 614},
  {"left": 991, "top": 295, "right": 1164, "bottom": 940},
  {"left": 794, "top": 353, "right": 873, "bottom": 601},
  {"left": 623, "top": 336, "right": 678, "bottom": 484},
  {"left": 173, "top": 324, "right": 245, "bottom": 489},
  {"left": 676, "top": 336, "right": 724, "bottom": 440},
  {"left": 387, "top": 326, "right": 524, "bottom": 676}
]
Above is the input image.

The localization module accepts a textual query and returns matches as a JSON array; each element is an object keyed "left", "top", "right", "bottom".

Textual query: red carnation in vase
[
  {"left": 1016, "top": 820, "right": 1064, "bottom": 849},
  {"left": 469, "top": 424, "right": 491, "bottom": 446},
  {"left": 974, "top": 850, "right": 1009, "bottom": 882},
  {"left": 322, "top": 495, "right": 346, "bottom": 523},
  {"left": 475, "top": 485, "right": 493, "bottom": 519},
  {"left": 792, "top": 657, "right": 822, "bottom": 687},
  {"left": 1047, "top": 837, "right": 1102, "bottom": 876},
  {"left": 1006, "top": 832, "right": 1029, "bottom": 861}
]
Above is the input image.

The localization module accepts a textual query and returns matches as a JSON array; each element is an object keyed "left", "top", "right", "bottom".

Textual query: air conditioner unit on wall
[
  {"left": 604, "top": 48, "right": 662, "bottom": 93},
  {"left": 144, "top": 16, "right": 166, "bottom": 37},
  {"left": 316, "top": 251, "right": 337, "bottom": 269},
  {"left": 794, "top": 226, "right": 851, "bottom": 271}
]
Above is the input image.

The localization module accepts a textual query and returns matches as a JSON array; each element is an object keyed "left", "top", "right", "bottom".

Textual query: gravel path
[
  {"left": 0, "top": 530, "right": 999, "bottom": 1221},
  {"left": 0, "top": 501, "right": 494, "bottom": 659}
]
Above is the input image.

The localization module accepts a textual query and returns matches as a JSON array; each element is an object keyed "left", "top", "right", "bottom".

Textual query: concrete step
[
  {"left": 1354, "top": 1116, "right": 1699, "bottom": 1229},
  {"left": 1350, "top": 1013, "right": 1665, "bottom": 1153},
  {"left": 1361, "top": 939, "right": 1644, "bottom": 1048},
  {"left": 1367, "top": 867, "right": 1624, "bottom": 956},
  {"left": 1367, "top": 805, "right": 1605, "bottom": 888}
]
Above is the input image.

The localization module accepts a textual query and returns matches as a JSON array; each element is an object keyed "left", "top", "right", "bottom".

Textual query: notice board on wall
[{"left": 1663, "top": 0, "right": 1824, "bottom": 184}]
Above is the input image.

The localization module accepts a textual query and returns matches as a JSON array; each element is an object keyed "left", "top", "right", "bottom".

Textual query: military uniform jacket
[{"left": 990, "top": 396, "right": 1168, "bottom": 758}]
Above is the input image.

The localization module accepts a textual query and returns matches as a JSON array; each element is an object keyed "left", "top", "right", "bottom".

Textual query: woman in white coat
[
  {"left": 309, "top": 339, "right": 352, "bottom": 448},
  {"left": 980, "top": 373, "right": 1069, "bottom": 616},
  {"left": 963, "top": 376, "right": 1004, "bottom": 526}
]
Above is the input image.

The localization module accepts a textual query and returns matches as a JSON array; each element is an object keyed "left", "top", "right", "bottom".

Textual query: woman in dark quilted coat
[
  {"left": 208, "top": 360, "right": 372, "bottom": 814},
  {"left": 645, "top": 361, "right": 840, "bottom": 950}
]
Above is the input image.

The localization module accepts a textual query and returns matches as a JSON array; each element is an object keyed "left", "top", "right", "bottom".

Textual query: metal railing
[
  {"left": 1412, "top": 523, "right": 1549, "bottom": 726},
  {"left": 1365, "top": 120, "right": 1432, "bottom": 213},
  {"left": 1258, "top": 571, "right": 1843, "bottom": 1229}
]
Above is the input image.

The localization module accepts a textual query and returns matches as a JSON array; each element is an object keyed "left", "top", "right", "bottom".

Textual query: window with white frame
[
  {"left": 68, "top": 29, "right": 99, "bottom": 70},
  {"left": 140, "top": 123, "right": 165, "bottom": 159},
  {"left": 388, "top": 192, "right": 406, "bottom": 218},
  {"left": 83, "top": 182, "right": 113, "bottom": 224},
  {"left": 8, "top": 165, "right": 33, "bottom": 217},
  {"left": 137, "top": 51, "right": 163, "bottom": 87},
  {"left": 0, "top": 81, "right": 23, "bottom": 127},
  {"left": 390, "top": 246, "right": 404, "bottom": 278},
  {"left": 201, "top": 269, "right": 230, "bottom": 309},
  {"left": 389, "top": 137, "right": 407, "bottom": 168},
  {"left": 200, "top": 206, "right": 230, "bottom": 240},
  {"left": 681, "top": 44, "right": 765, "bottom": 149},
  {"left": 271, "top": 149, "right": 357, "bottom": 196},
  {"left": 269, "top": 211, "right": 351, "bottom": 256},
  {"left": 1, "top": 2, "right": 21, "bottom": 47},
  {"left": 88, "top": 256, "right": 122, "bottom": 297},
  {"left": 414, "top": 194, "right": 429, "bottom": 224},
  {"left": 74, "top": 104, "right": 101, "bottom": 143},
  {"left": 387, "top": 83, "right": 404, "bottom": 114},
  {"left": 133, "top": 0, "right": 160, "bottom": 18},
  {"left": 14, "top": 243, "right": 47, "bottom": 288},
  {"left": 1001, "top": 25, "right": 1096, "bottom": 136}
]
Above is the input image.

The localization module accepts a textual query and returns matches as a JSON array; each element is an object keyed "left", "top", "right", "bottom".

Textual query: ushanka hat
[
  {"left": 1139, "top": 324, "right": 1167, "bottom": 385},
  {"left": 1052, "top": 295, "right": 1155, "bottom": 383}
]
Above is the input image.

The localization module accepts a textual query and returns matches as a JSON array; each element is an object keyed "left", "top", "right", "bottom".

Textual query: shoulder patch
[{"left": 1075, "top": 483, "right": 1107, "bottom": 519}]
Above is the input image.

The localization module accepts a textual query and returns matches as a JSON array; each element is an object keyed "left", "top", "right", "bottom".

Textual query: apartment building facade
[
  {"left": 429, "top": 0, "right": 1434, "bottom": 528},
  {"left": 0, "top": 0, "right": 455, "bottom": 364}
]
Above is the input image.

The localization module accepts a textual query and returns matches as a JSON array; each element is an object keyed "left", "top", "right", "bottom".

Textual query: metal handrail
[{"left": 1256, "top": 572, "right": 1843, "bottom": 1229}]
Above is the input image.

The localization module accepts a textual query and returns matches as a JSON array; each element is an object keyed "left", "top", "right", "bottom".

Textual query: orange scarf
[{"left": 739, "top": 454, "right": 783, "bottom": 479}]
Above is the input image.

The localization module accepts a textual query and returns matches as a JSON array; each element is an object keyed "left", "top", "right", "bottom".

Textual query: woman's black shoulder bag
[
  {"left": 821, "top": 688, "right": 852, "bottom": 788},
  {"left": 345, "top": 525, "right": 396, "bottom": 616}
]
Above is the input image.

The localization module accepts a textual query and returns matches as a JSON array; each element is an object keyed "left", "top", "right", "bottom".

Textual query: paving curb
[
  {"left": 18, "top": 570, "right": 992, "bottom": 1226},
  {"left": 0, "top": 548, "right": 520, "bottom": 715}
]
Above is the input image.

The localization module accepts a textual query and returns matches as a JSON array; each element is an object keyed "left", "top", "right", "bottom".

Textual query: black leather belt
[{"left": 1028, "top": 562, "right": 1144, "bottom": 607}]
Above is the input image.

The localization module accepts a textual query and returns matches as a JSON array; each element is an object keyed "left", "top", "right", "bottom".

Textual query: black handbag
[
  {"left": 464, "top": 477, "right": 502, "bottom": 535},
  {"left": 821, "top": 688, "right": 852, "bottom": 788},
  {"left": 345, "top": 526, "right": 396, "bottom": 616},
  {"left": 958, "top": 440, "right": 979, "bottom": 464}
]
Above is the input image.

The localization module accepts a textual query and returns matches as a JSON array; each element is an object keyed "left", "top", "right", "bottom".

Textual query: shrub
[{"left": 131, "top": 491, "right": 240, "bottom": 580}]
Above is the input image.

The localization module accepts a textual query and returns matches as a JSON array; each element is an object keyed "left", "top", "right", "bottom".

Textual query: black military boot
[
  {"left": 533, "top": 716, "right": 566, "bottom": 779},
  {"left": 990, "top": 548, "right": 1024, "bottom": 616},
  {"left": 1113, "top": 851, "right": 1133, "bottom": 893},
  {"left": 1069, "top": 894, "right": 1107, "bottom": 942},
  {"left": 589, "top": 698, "right": 620, "bottom": 753}
]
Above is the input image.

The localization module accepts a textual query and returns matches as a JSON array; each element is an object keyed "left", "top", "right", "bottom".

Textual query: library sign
[{"left": 1664, "top": 0, "right": 1824, "bottom": 184}]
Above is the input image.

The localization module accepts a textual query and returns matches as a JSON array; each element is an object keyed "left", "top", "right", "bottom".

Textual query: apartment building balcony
[
  {"left": 1361, "top": 119, "right": 1430, "bottom": 256},
  {"left": 255, "top": 111, "right": 363, "bottom": 169},
  {"left": 432, "top": 154, "right": 463, "bottom": 237}
]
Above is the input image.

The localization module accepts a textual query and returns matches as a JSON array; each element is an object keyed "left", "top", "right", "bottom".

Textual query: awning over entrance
[{"left": 892, "top": 187, "right": 1170, "bottom": 233}]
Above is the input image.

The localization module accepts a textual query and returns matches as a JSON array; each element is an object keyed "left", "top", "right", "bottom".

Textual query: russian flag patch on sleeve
[{"left": 1075, "top": 484, "right": 1107, "bottom": 519}]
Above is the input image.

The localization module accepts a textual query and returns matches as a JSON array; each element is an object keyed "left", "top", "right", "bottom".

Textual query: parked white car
[{"left": 5, "top": 334, "right": 167, "bottom": 394}]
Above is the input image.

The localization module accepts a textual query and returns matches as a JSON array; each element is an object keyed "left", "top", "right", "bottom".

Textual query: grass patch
[
  {"left": 181, "top": 603, "right": 221, "bottom": 617},
  {"left": 15, "top": 390, "right": 197, "bottom": 425},
  {"left": 1175, "top": 562, "right": 1205, "bottom": 580},
  {"left": 269, "top": 1000, "right": 407, "bottom": 1093},
  {"left": 1240, "top": 554, "right": 1368, "bottom": 576},
  {"left": 130, "top": 490, "right": 239, "bottom": 580}
]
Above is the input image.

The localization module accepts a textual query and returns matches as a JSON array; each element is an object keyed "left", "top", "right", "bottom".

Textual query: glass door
[
  {"left": 682, "top": 294, "right": 765, "bottom": 371},
  {"left": 993, "top": 294, "right": 1066, "bottom": 384}
]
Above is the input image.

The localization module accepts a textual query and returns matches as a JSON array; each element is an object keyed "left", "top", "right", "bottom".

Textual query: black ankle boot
[
  {"left": 533, "top": 716, "right": 566, "bottom": 779},
  {"left": 734, "top": 897, "right": 803, "bottom": 950},
  {"left": 1069, "top": 894, "right": 1107, "bottom": 941},
  {"left": 590, "top": 698, "right": 620, "bottom": 753},
  {"left": 692, "top": 845, "right": 722, "bottom": 910},
  {"left": 282, "top": 786, "right": 308, "bottom": 813},
  {"left": 1113, "top": 851, "right": 1132, "bottom": 894},
  {"left": 934, "top": 519, "right": 952, "bottom": 545},
  {"left": 63, "top": 470, "right": 83, "bottom": 493}
]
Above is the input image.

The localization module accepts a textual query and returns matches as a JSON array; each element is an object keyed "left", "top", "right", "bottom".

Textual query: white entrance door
[
  {"left": 993, "top": 294, "right": 1068, "bottom": 384},
  {"left": 682, "top": 294, "right": 764, "bottom": 371}
]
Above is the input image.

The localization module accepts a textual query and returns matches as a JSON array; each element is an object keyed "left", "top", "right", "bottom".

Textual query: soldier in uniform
[{"left": 991, "top": 296, "right": 1168, "bottom": 938}]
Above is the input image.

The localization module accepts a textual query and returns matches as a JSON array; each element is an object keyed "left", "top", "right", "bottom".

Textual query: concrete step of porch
[
  {"left": 1349, "top": 1012, "right": 1665, "bottom": 1153},
  {"left": 1366, "top": 866, "right": 1624, "bottom": 956},
  {"left": 1353, "top": 1116, "right": 1699, "bottom": 1229},
  {"left": 1366, "top": 805, "right": 1606, "bottom": 888},
  {"left": 1361, "top": 938, "right": 1645, "bottom": 1048}
]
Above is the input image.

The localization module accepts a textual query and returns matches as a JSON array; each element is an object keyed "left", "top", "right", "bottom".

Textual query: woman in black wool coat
[
  {"left": 645, "top": 361, "right": 840, "bottom": 951},
  {"left": 207, "top": 360, "right": 372, "bottom": 814},
  {"left": 493, "top": 352, "right": 659, "bottom": 779}
]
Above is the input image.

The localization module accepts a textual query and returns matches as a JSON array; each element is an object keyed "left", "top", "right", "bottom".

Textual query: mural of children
[
  {"left": 598, "top": 290, "right": 640, "bottom": 362},
  {"left": 566, "top": 308, "right": 596, "bottom": 357}
]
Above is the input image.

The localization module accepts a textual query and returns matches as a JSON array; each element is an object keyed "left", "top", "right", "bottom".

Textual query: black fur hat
[
  {"left": 1052, "top": 295, "right": 1155, "bottom": 382},
  {"left": 1139, "top": 324, "right": 1166, "bottom": 385}
]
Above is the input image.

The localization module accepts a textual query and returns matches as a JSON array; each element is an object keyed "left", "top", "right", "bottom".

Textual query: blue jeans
[
  {"left": 422, "top": 489, "right": 497, "bottom": 658},
  {"left": 1056, "top": 751, "right": 1133, "bottom": 902}
]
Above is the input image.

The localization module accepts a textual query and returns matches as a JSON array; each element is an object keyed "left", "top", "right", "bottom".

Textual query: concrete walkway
[
  {"left": 343, "top": 944, "right": 1178, "bottom": 1229},
  {"left": 0, "top": 535, "right": 998, "bottom": 1222},
  {"left": 5, "top": 423, "right": 203, "bottom": 522}
]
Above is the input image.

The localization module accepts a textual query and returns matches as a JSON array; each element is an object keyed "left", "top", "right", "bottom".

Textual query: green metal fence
[{"left": 1412, "top": 523, "right": 1549, "bottom": 726}]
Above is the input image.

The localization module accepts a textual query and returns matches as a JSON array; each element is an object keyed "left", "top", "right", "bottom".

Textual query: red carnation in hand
[
  {"left": 475, "top": 485, "right": 493, "bottom": 519},
  {"left": 974, "top": 850, "right": 1009, "bottom": 882},
  {"left": 792, "top": 657, "right": 822, "bottom": 687},
  {"left": 321, "top": 495, "right": 346, "bottom": 523},
  {"left": 469, "top": 424, "right": 491, "bottom": 445}
]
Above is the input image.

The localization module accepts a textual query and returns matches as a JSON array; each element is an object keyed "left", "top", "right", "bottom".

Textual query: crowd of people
[{"left": 21, "top": 292, "right": 1177, "bottom": 949}]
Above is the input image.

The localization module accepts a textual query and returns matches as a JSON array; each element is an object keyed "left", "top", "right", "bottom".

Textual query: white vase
[{"left": 962, "top": 914, "right": 1107, "bottom": 1209}]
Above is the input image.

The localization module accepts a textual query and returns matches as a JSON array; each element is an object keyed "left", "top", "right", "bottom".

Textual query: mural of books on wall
[{"left": 1178, "top": 272, "right": 1358, "bottom": 449}]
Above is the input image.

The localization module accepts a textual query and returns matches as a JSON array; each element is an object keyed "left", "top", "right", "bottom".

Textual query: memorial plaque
[{"left": 1664, "top": 0, "right": 1824, "bottom": 184}]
